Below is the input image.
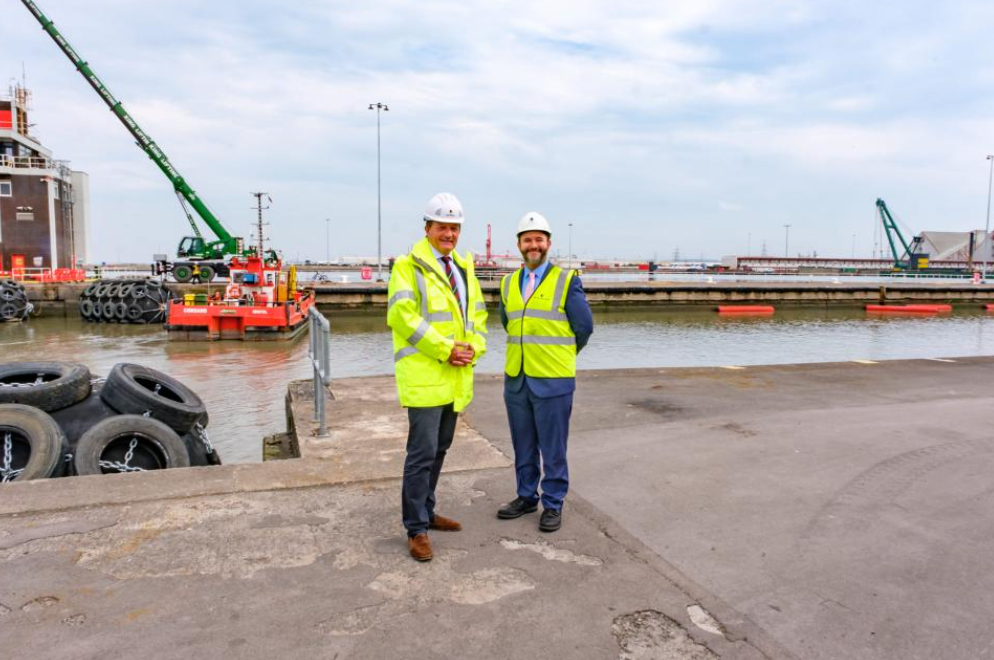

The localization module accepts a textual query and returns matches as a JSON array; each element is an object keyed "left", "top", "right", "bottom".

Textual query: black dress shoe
[
  {"left": 539, "top": 508, "right": 562, "bottom": 532},
  {"left": 497, "top": 497, "right": 539, "bottom": 519}
]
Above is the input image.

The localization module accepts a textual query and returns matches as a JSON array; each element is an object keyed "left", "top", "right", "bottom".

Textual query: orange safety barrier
[
  {"left": 865, "top": 304, "right": 952, "bottom": 314},
  {"left": 717, "top": 305, "right": 775, "bottom": 314},
  {"left": 985, "top": 304, "right": 994, "bottom": 311}
]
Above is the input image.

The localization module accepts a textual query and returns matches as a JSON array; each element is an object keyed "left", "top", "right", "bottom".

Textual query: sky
[{"left": 3, "top": 0, "right": 994, "bottom": 264}]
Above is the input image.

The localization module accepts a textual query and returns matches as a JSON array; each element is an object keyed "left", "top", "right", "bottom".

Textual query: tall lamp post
[
  {"left": 568, "top": 222, "right": 573, "bottom": 270},
  {"left": 783, "top": 224, "right": 792, "bottom": 258},
  {"left": 985, "top": 154, "right": 994, "bottom": 280},
  {"left": 368, "top": 102, "right": 389, "bottom": 281}
]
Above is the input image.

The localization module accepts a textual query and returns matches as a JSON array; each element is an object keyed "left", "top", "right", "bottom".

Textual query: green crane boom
[
  {"left": 20, "top": 0, "right": 244, "bottom": 261},
  {"left": 876, "top": 198, "right": 913, "bottom": 268}
]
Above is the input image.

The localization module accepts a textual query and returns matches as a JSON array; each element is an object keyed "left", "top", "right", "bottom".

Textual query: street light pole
[
  {"left": 368, "top": 102, "right": 389, "bottom": 281},
  {"left": 783, "top": 224, "right": 792, "bottom": 257},
  {"left": 568, "top": 223, "right": 573, "bottom": 271},
  {"left": 984, "top": 155, "right": 994, "bottom": 280}
]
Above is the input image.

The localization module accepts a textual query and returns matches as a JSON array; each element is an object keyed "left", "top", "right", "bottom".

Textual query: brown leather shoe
[
  {"left": 408, "top": 533, "right": 433, "bottom": 562},
  {"left": 429, "top": 514, "right": 462, "bottom": 532}
]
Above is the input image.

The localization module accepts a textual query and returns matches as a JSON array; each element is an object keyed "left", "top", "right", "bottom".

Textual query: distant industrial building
[
  {"left": 914, "top": 231, "right": 992, "bottom": 263},
  {"left": 0, "top": 83, "right": 89, "bottom": 273}
]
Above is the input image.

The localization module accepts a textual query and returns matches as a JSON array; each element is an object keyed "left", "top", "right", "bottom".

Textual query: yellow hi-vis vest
[
  {"left": 387, "top": 238, "right": 488, "bottom": 412},
  {"left": 501, "top": 265, "right": 577, "bottom": 379}
]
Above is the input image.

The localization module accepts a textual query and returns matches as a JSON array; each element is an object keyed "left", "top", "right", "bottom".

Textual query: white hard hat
[
  {"left": 423, "top": 192, "right": 465, "bottom": 224},
  {"left": 516, "top": 211, "right": 551, "bottom": 236}
]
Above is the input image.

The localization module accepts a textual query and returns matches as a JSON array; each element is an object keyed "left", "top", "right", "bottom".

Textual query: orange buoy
[
  {"left": 865, "top": 304, "right": 951, "bottom": 314},
  {"left": 717, "top": 305, "right": 775, "bottom": 314},
  {"left": 985, "top": 304, "right": 994, "bottom": 311}
]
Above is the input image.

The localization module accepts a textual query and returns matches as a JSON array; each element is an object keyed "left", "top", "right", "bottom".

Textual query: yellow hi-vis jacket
[
  {"left": 501, "top": 265, "right": 577, "bottom": 378},
  {"left": 387, "top": 238, "right": 488, "bottom": 411}
]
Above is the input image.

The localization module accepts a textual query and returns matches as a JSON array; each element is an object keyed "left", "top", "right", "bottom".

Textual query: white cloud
[{"left": 3, "top": 0, "right": 992, "bottom": 262}]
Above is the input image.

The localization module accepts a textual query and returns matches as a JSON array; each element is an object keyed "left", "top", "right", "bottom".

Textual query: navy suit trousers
[
  {"left": 504, "top": 385, "right": 573, "bottom": 510},
  {"left": 402, "top": 404, "right": 457, "bottom": 537}
]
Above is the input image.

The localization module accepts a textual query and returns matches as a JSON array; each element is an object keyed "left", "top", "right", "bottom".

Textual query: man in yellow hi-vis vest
[
  {"left": 496, "top": 212, "right": 593, "bottom": 532},
  {"left": 387, "top": 192, "right": 488, "bottom": 562}
]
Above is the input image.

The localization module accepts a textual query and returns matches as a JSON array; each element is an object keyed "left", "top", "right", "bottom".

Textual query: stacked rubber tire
[
  {"left": 77, "top": 279, "right": 177, "bottom": 324},
  {"left": 0, "top": 280, "right": 34, "bottom": 322},
  {"left": 0, "top": 361, "right": 221, "bottom": 484}
]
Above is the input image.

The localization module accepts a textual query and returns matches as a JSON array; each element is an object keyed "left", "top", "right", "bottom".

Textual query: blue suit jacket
[{"left": 499, "top": 266, "right": 593, "bottom": 398}]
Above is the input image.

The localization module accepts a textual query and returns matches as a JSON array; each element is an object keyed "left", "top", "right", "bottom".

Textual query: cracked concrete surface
[{"left": 0, "top": 468, "right": 767, "bottom": 659}]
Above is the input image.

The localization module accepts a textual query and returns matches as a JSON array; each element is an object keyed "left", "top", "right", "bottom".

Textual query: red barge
[{"left": 165, "top": 257, "right": 313, "bottom": 341}]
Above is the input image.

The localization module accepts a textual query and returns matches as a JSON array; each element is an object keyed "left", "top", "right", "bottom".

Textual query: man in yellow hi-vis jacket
[{"left": 387, "top": 192, "right": 488, "bottom": 562}]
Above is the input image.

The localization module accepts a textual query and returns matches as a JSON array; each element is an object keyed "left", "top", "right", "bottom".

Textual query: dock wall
[{"left": 16, "top": 280, "right": 994, "bottom": 316}]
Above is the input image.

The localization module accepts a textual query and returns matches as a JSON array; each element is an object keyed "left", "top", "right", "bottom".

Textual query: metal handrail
[
  {"left": 307, "top": 306, "right": 331, "bottom": 436},
  {"left": 0, "top": 154, "right": 70, "bottom": 170}
]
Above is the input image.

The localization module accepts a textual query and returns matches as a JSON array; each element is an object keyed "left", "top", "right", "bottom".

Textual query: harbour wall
[{"left": 15, "top": 280, "right": 994, "bottom": 316}]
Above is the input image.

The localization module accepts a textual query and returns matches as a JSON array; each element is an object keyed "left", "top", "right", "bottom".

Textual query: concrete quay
[
  {"left": 2, "top": 357, "right": 994, "bottom": 659},
  {"left": 16, "top": 279, "right": 994, "bottom": 315},
  {"left": 310, "top": 279, "right": 994, "bottom": 308}
]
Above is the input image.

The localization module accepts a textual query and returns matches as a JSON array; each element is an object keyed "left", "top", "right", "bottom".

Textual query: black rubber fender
[
  {"left": 0, "top": 404, "right": 68, "bottom": 482},
  {"left": 0, "top": 362, "right": 92, "bottom": 412},
  {"left": 100, "top": 363, "right": 206, "bottom": 433},
  {"left": 50, "top": 383, "right": 119, "bottom": 449},
  {"left": 73, "top": 415, "right": 190, "bottom": 475}
]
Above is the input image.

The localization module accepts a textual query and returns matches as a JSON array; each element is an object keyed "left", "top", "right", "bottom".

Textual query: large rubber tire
[
  {"left": 0, "top": 404, "right": 68, "bottom": 482},
  {"left": 0, "top": 302, "right": 20, "bottom": 321},
  {"left": 197, "top": 265, "right": 215, "bottom": 283},
  {"left": 0, "top": 362, "right": 91, "bottom": 412},
  {"left": 50, "top": 383, "right": 119, "bottom": 448},
  {"left": 78, "top": 298, "right": 94, "bottom": 320},
  {"left": 100, "top": 363, "right": 206, "bottom": 433},
  {"left": 73, "top": 415, "right": 190, "bottom": 475},
  {"left": 82, "top": 282, "right": 99, "bottom": 298},
  {"left": 173, "top": 265, "right": 193, "bottom": 284}
]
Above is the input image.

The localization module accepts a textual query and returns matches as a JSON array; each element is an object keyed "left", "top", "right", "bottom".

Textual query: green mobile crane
[
  {"left": 876, "top": 198, "right": 929, "bottom": 270},
  {"left": 20, "top": 0, "right": 263, "bottom": 283}
]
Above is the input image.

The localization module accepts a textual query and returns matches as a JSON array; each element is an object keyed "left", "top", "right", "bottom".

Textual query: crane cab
[{"left": 177, "top": 236, "right": 207, "bottom": 258}]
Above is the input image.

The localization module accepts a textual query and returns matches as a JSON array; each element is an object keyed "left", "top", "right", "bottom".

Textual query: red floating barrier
[
  {"left": 985, "top": 304, "right": 994, "bottom": 311},
  {"left": 865, "top": 304, "right": 951, "bottom": 314},
  {"left": 717, "top": 305, "right": 775, "bottom": 314}
]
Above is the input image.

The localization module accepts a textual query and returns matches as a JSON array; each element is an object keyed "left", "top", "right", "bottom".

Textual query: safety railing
[
  {"left": 0, "top": 154, "right": 70, "bottom": 170},
  {"left": 307, "top": 306, "right": 331, "bottom": 436}
]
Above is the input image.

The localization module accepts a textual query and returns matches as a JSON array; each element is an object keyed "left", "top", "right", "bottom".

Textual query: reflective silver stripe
[
  {"left": 408, "top": 319, "right": 431, "bottom": 346},
  {"left": 388, "top": 290, "right": 415, "bottom": 308},
  {"left": 394, "top": 346, "right": 419, "bottom": 362},
  {"left": 506, "top": 310, "right": 524, "bottom": 321},
  {"left": 502, "top": 274, "right": 511, "bottom": 304},
  {"left": 413, "top": 270, "right": 429, "bottom": 318},
  {"left": 427, "top": 311, "right": 453, "bottom": 322},
  {"left": 524, "top": 309, "right": 568, "bottom": 321},
  {"left": 467, "top": 321, "right": 475, "bottom": 333},
  {"left": 506, "top": 335, "right": 575, "bottom": 346},
  {"left": 552, "top": 269, "right": 568, "bottom": 310},
  {"left": 476, "top": 301, "right": 487, "bottom": 311}
]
